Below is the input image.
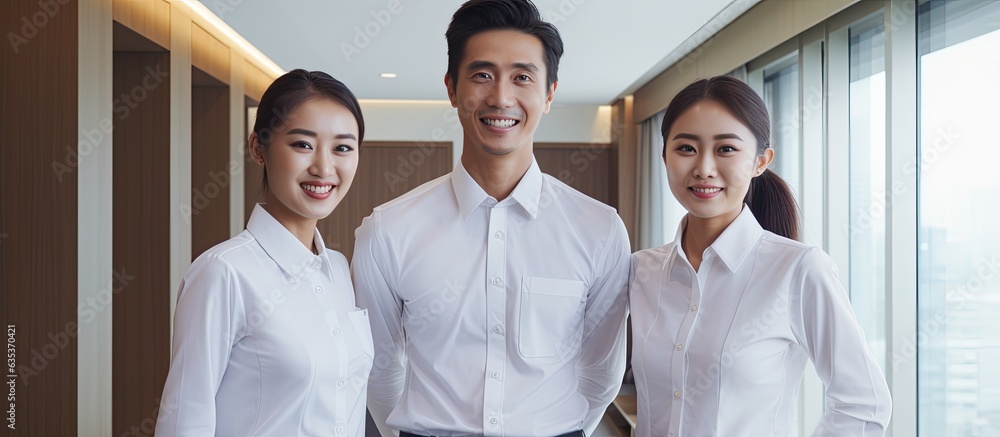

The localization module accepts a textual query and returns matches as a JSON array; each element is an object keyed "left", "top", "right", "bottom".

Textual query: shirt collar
[
  {"left": 246, "top": 204, "right": 325, "bottom": 281},
  {"left": 450, "top": 159, "right": 542, "bottom": 220},
  {"left": 669, "top": 205, "right": 764, "bottom": 273}
]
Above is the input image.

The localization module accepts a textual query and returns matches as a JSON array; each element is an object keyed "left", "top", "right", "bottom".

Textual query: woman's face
[
  {"left": 663, "top": 99, "right": 772, "bottom": 222},
  {"left": 251, "top": 98, "right": 360, "bottom": 223}
]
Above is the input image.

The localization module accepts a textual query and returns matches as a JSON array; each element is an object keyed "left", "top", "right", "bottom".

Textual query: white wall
[{"left": 359, "top": 100, "right": 612, "bottom": 166}]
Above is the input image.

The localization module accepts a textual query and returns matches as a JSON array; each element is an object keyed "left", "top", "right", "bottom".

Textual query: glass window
[
  {"left": 763, "top": 58, "right": 800, "bottom": 199},
  {"left": 848, "top": 12, "right": 887, "bottom": 373},
  {"left": 918, "top": 1, "right": 1000, "bottom": 435}
]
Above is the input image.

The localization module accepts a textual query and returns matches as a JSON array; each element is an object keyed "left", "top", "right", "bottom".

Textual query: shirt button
[
  {"left": 336, "top": 425, "right": 345, "bottom": 434},
  {"left": 332, "top": 328, "right": 340, "bottom": 336},
  {"left": 492, "top": 324, "right": 503, "bottom": 334},
  {"left": 491, "top": 277, "right": 503, "bottom": 287},
  {"left": 489, "top": 417, "right": 499, "bottom": 425},
  {"left": 494, "top": 231, "right": 504, "bottom": 240},
  {"left": 491, "top": 371, "right": 501, "bottom": 380},
  {"left": 314, "top": 286, "right": 323, "bottom": 294},
  {"left": 690, "top": 304, "right": 698, "bottom": 312},
  {"left": 674, "top": 390, "right": 682, "bottom": 399},
  {"left": 337, "top": 378, "right": 345, "bottom": 388},
  {"left": 487, "top": 198, "right": 497, "bottom": 205},
  {"left": 676, "top": 343, "right": 683, "bottom": 351}
]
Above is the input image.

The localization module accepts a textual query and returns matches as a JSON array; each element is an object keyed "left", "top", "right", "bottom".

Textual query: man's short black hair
[{"left": 445, "top": 0, "right": 564, "bottom": 89}]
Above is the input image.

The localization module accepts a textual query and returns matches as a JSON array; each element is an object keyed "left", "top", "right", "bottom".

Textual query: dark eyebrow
[
  {"left": 466, "top": 60, "right": 539, "bottom": 73},
  {"left": 513, "top": 62, "right": 539, "bottom": 73},
  {"left": 286, "top": 129, "right": 357, "bottom": 141},
  {"left": 671, "top": 133, "right": 744, "bottom": 141},
  {"left": 286, "top": 128, "right": 317, "bottom": 137},
  {"left": 466, "top": 60, "right": 497, "bottom": 72},
  {"left": 713, "top": 133, "right": 743, "bottom": 141}
]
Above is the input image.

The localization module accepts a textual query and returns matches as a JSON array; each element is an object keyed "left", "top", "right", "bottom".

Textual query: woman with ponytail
[{"left": 629, "top": 76, "right": 891, "bottom": 436}]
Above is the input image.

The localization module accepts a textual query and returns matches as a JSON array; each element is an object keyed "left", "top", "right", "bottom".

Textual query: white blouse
[
  {"left": 155, "top": 205, "right": 373, "bottom": 436},
  {"left": 629, "top": 207, "right": 891, "bottom": 437}
]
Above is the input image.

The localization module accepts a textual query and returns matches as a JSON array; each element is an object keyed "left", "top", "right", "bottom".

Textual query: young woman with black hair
[
  {"left": 155, "top": 69, "right": 372, "bottom": 436},
  {"left": 629, "top": 76, "right": 891, "bottom": 436}
]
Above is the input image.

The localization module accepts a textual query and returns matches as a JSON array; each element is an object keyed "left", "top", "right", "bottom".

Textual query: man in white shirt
[{"left": 352, "top": 1, "right": 631, "bottom": 436}]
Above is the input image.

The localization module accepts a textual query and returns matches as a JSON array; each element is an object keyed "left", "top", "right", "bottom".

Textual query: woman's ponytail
[{"left": 744, "top": 168, "right": 799, "bottom": 240}]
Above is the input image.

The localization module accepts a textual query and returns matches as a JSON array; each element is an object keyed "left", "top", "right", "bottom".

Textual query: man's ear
[
  {"left": 543, "top": 81, "right": 558, "bottom": 114},
  {"left": 445, "top": 73, "right": 458, "bottom": 108}
]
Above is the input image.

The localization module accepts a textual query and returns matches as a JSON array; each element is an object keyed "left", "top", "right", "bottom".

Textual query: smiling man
[{"left": 352, "top": 1, "right": 630, "bottom": 436}]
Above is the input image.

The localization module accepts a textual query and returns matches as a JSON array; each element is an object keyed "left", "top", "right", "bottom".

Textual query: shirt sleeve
[
  {"left": 577, "top": 214, "right": 631, "bottom": 435},
  {"left": 790, "top": 247, "right": 892, "bottom": 436},
  {"left": 352, "top": 212, "right": 406, "bottom": 437},
  {"left": 155, "top": 255, "right": 246, "bottom": 436}
]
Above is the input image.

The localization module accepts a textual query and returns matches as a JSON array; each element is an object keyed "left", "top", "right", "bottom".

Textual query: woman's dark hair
[
  {"left": 251, "top": 69, "right": 364, "bottom": 192},
  {"left": 660, "top": 76, "right": 799, "bottom": 240},
  {"left": 445, "top": 0, "right": 564, "bottom": 89}
]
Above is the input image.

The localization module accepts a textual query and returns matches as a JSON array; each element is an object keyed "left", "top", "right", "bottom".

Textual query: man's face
[{"left": 446, "top": 29, "right": 556, "bottom": 160}]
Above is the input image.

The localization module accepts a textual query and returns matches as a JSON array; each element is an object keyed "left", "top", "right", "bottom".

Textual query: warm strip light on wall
[{"left": 174, "top": 0, "right": 286, "bottom": 78}]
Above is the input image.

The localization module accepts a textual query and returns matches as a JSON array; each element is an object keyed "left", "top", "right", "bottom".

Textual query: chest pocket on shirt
[
  {"left": 347, "top": 308, "right": 374, "bottom": 359},
  {"left": 518, "top": 277, "right": 587, "bottom": 358}
]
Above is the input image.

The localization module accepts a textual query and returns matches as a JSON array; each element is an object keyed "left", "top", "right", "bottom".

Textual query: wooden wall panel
[
  {"left": 112, "top": 0, "right": 170, "bottom": 50},
  {"left": 191, "top": 79, "right": 231, "bottom": 259},
  {"left": 244, "top": 62, "right": 271, "bottom": 103},
  {"left": 112, "top": 51, "right": 171, "bottom": 436},
  {"left": 191, "top": 24, "right": 229, "bottom": 85},
  {"left": 243, "top": 102, "right": 263, "bottom": 224},
  {"left": 0, "top": 1, "right": 80, "bottom": 434},
  {"left": 319, "top": 142, "right": 453, "bottom": 259},
  {"left": 535, "top": 143, "right": 615, "bottom": 208}
]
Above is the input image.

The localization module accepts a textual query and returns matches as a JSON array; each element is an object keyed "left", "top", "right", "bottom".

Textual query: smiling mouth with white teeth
[
  {"left": 691, "top": 187, "right": 723, "bottom": 193},
  {"left": 301, "top": 184, "right": 332, "bottom": 194},
  {"left": 481, "top": 118, "right": 519, "bottom": 128}
]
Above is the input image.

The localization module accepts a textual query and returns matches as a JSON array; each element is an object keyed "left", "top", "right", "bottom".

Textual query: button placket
[
  {"left": 666, "top": 251, "right": 701, "bottom": 433},
  {"left": 482, "top": 205, "right": 507, "bottom": 433}
]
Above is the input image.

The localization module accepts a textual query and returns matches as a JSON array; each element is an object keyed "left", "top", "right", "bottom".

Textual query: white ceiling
[{"left": 199, "top": 0, "right": 755, "bottom": 105}]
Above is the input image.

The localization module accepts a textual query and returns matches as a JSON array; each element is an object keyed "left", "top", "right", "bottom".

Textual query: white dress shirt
[
  {"left": 352, "top": 160, "right": 630, "bottom": 437},
  {"left": 629, "top": 206, "right": 891, "bottom": 437},
  {"left": 156, "top": 205, "right": 373, "bottom": 436}
]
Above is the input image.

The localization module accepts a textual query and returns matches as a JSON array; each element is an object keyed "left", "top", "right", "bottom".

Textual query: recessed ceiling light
[{"left": 379, "top": 73, "right": 397, "bottom": 78}]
